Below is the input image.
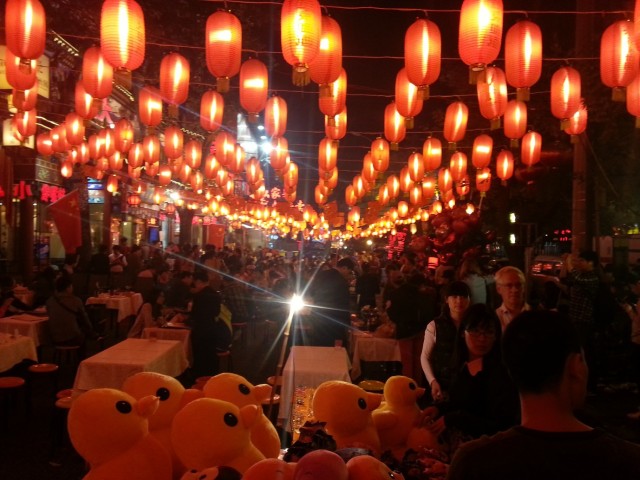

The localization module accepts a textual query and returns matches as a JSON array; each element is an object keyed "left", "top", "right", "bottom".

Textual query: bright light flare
[{"left": 289, "top": 294, "right": 305, "bottom": 314}]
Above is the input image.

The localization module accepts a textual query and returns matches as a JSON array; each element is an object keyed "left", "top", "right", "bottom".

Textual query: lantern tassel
[
  {"left": 405, "top": 117, "right": 415, "bottom": 129},
  {"left": 490, "top": 118, "right": 501, "bottom": 130},
  {"left": 510, "top": 138, "right": 519, "bottom": 149},
  {"left": 419, "top": 85, "right": 430, "bottom": 101},
  {"left": 292, "top": 68, "right": 310, "bottom": 87},
  {"left": 319, "top": 84, "right": 331, "bottom": 98},
  {"left": 612, "top": 87, "right": 626, "bottom": 103},
  {"left": 217, "top": 77, "right": 230, "bottom": 94},
  {"left": 516, "top": 87, "right": 530, "bottom": 102}
]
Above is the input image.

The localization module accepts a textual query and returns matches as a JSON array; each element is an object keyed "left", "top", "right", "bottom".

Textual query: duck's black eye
[
  {"left": 116, "top": 401, "right": 132, "bottom": 414},
  {"left": 224, "top": 412, "right": 238, "bottom": 426},
  {"left": 409, "top": 382, "right": 416, "bottom": 390},
  {"left": 238, "top": 383, "right": 251, "bottom": 395},
  {"left": 156, "top": 387, "right": 170, "bottom": 401},
  {"left": 358, "top": 397, "right": 367, "bottom": 409}
]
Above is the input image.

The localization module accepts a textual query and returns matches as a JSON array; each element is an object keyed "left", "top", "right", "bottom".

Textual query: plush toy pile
[{"left": 67, "top": 373, "right": 446, "bottom": 479}]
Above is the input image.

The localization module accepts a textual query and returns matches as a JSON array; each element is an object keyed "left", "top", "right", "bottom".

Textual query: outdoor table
[
  {"left": 85, "top": 293, "right": 143, "bottom": 322},
  {"left": 350, "top": 329, "right": 401, "bottom": 380},
  {"left": 0, "top": 333, "right": 38, "bottom": 372},
  {"left": 0, "top": 313, "right": 49, "bottom": 347},
  {"left": 142, "top": 327, "right": 192, "bottom": 365},
  {"left": 278, "top": 346, "right": 351, "bottom": 431},
  {"left": 73, "top": 338, "right": 188, "bottom": 392}
]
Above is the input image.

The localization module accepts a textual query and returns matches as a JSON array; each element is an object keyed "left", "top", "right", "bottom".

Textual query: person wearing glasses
[{"left": 494, "top": 266, "right": 530, "bottom": 332}]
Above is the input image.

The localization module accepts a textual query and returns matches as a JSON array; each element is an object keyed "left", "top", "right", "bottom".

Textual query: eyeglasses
[{"left": 465, "top": 329, "right": 496, "bottom": 339}]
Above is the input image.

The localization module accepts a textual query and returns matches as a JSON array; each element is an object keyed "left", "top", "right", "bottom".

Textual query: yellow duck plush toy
[
  {"left": 202, "top": 372, "right": 281, "bottom": 459},
  {"left": 243, "top": 458, "right": 297, "bottom": 480},
  {"left": 346, "top": 455, "right": 405, "bottom": 480},
  {"left": 122, "top": 372, "right": 203, "bottom": 479},
  {"left": 67, "top": 388, "right": 172, "bottom": 480},
  {"left": 171, "top": 397, "right": 266, "bottom": 474},
  {"left": 311, "top": 381, "right": 382, "bottom": 456}
]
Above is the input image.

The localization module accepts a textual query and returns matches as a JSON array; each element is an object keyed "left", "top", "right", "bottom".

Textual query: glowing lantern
[
  {"left": 353, "top": 175, "right": 366, "bottom": 198},
  {"left": 205, "top": 10, "right": 242, "bottom": 93},
  {"left": 423, "top": 136, "right": 442, "bottom": 171},
  {"left": 471, "top": 134, "right": 493, "bottom": 168},
  {"left": 128, "top": 166, "right": 141, "bottom": 179},
  {"left": 171, "top": 157, "right": 183, "bottom": 175},
  {"left": 160, "top": 52, "right": 190, "bottom": 117},
  {"left": 347, "top": 206, "right": 360, "bottom": 226},
  {"left": 315, "top": 184, "right": 327, "bottom": 205},
  {"left": 325, "top": 167, "right": 339, "bottom": 189},
  {"left": 127, "top": 194, "right": 141, "bottom": 206},
  {"left": 60, "top": 160, "right": 73, "bottom": 179},
  {"left": 204, "top": 154, "right": 221, "bottom": 179},
  {"left": 521, "top": 130, "right": 542, "bottom": 167},
  {"left": 128, "top": 143, "right": 144, "bottom": 168},
  {"left": 601, "top": 20, "right": 639, "bottom": 101},
  {"left": 15, "top": 109, "right": 36, "bottom": 137},
  {"left": 564, "top": 101, "right": 588, "bottom": 139},
  {"left": 184, "top": 139, "right": 203, "bottom": 169},
  {"left": 50, "top": 124, "right": 68, "bottom": 153},
  {"left": 281, "top": 0, "right": 322, "bottom": 86},
  {"left": 400, "top": 167, "right": 413, "bottom": 193},
  {"left": 223, "top": 178, "right": 234, "bottom": 196},
  {"left": 458, "top": 0, "right": 503, "bottom": 81},
  {"left": 106, "top": 175, "right": 119, "bottom": 193},
  {"left": 139, "top": 86, "right": 163, "bottom": 128},
  {"left": 230, "top": 144, "right": 245, "bottom": 173},
  {"left": 95, "top": 157, "right": 109, "bottom": 172},
  {"left": 36, "top": 132, "right": 53, "bottom": 156},
  {"left": 477, "top": 66, "right": 507, "bottom": 129},
  {"left": 410, "top": 184, "right": 423, "bottom": 206},
  {"left": 325, "top": 108, "right": 347, "bottom": 141},
  {"left": 12, "top": 82, "right": 38, "bottom": 111},
  {"left": 5, "top": 0, "right": 46, "bottom": 63},
  {"left": 395, "top": 68, "right": 423, "bottom": 128},
  {"left": 100, "top": 0, "right": 145, "bottom": 85},
  {"left": 371, "top": 137, "right": 390, "bottom": 172},
  {"left": 438, "top": 168, "right": 452, "bottom": 193},
  {"left": 158, "top": 165, "right": 172, "bottom": 186},
  {"left": 309, "top": 15, "right": 343, "bottom": 92},
  {"left": 345, "top": 185, "right": 357, "bottom": 206},
  {"left": 114, "top": 118, "right": 134, "bottom": 152},
  {"left": 144, "top": 162, "right": 158, "bottom": 178},
  {"left": 404, "top": 18, "right": 441, "bottom": 100},
  {"left": 245, "top": 157, "right": 260, "bottom": 184},
  {"left": 240, "top": 58, "right": 269, "bottom": 121},
  {"left": 384, "top": 102, "right": 406, "bottom": 150},
  {"left": 82, "top": 46, "right": 113, "bottom": 100},
  {"left": 443, "top": 101, "right": 468, "bottom": 150},
  {"left": 319, "top": 68, "right": 347, "bottom": 121},
  {"left": 4, "top": 49, "right": 37, "bottom": 91},
  {"left": 503, "top": 100, "right": 528, "bottom": 147},
  {"left": 75, "top": 81, "right": 99, "bottom": 120},
  {"left": 215, "top": 131, "right": 236, "bottom": 167},
  {"left": 200, "top": 90, "right": 224, "bottom": 132},
  {"left": 265, "top": 95, "right": 288, "bottom": 137},
  {"left": 505, "top": 20, "right": 542, "bottom": 101},
  {"left": 456, "top": 175, "right": 470, "bottom": 197},
  {"left": 143, "top": 134, "right": 160, "bottom": 164},
  {"left": 387, "top": 175, "right": 400, "bottom": 199},
  {"left": 284, "top": 162, "right": 299, "bottom": 188},
  {"left": 362, "top": 153, "right": 377, "bottom": 183},
  {"left": 398, "top": 201, "right": 409, "bottom": 218},
  {"left": 496, "top": 150, "right": 514, "bottom": 183},
  {"left": 65, "top": 112, "right": 85, "bottom": 146},
  {"left": 449, "top": 151, "right": 468, "bottom": 182},
  {"left": 550, "top": 66, "right": 581, "bottom": 127},
  {"left": 270, "top": 137, "right": 289, "bottom": 172},
  {"left": 88, "top": 134, "right": 103, "bottom": 159},
  {"left": 318, "top": 137, "right": 338, "bottom": 171},
  {"left": 378, "top": 184, "right": 390, "bottom": 205},
  {"left": 422, "top": 178, "right": 435, "bottom": 199},
  {"left": 164, "top": 126, "right": 183, "bottom": 159},
  {"left": 109, "top": 151, "right": 124, "bottom": 171},
  {"left": 179, "top": 163, "right": 192, "bottom": 183},
  {"left": 190, "top": 171, "right": 204, "bottom": 192}
]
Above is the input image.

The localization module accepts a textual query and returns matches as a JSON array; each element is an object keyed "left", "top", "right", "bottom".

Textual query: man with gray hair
[{"left": 494, "top": 266, "right": 529, "bottom": 332}]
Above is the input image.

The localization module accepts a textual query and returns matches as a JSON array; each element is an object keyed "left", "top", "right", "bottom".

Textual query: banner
[{"left": 46, "top": 190, "right": 82, "bottom": 254}]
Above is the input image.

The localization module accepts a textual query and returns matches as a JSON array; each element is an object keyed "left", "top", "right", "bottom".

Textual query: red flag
[{"left": 47, "top": 190, "right": 82, "bottom": 254}]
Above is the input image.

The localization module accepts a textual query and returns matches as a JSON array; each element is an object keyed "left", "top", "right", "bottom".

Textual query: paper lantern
[
  {"left": 362, "top": 153, "right": 377, "bottom": 183},
  {"left": 422, "top": 178, "right": 435, "bottom": 199},
  {"left": 325, "top": 108, "right": 347, "bottom": 141},
  {"left": 36, "top": 132, "right": 53, "bottom": 156},
  {"left": 378, "top": 184, "right": 390, "bottom": 206},
  {"left": 387, "top": 175, "right": 400, "bottom": 199},
  {"left": 496, "top": 149, "right": 514, "bottom": 183},
  {"left": 179, "top": 163, "right": 192, "bottom": 183},
  {"left": 384, "top": 102, "right": 406, "bottom": 150},
  {"left": 82, "top": 46, "right": 113, "bottom": 100},
  {"left": 239, "top": 58, "right": 269, "bottom": 121},
  {"left": 397, "top": 201, "right": 409, "bottom": 218},
  {"left": 443, "top": 101, "right": 469, "bottom": 149},
  {"left": 223, "top": 178, "right": 234, "bottom": 196},
  {"left": 456, "top": 174, "right": 470, "bottom": 197},
  {"left": 423, "top": 136, "right": 442, "bottom": 171},
  {"left": 309, "top": 15, "right": 343, "bottom": 91},
  {"left": 477, "top": 66, "right": 507, "bottom": 129},
  {"left": 4, "top": 49, "right": 37, "bottom": 91},
  {"left": 101, "top": 129, "right": 117, "bottom": 158},
  {"left": 395, "top": 68, "right": 423, "bottom": 128},
  {"left": 64, "top": 112, "right": 84, "bottom": 146},
  {"left": 128, "top": 143, "right": 144, "bottom": 168},
  {"left": 190, "top": 171, "right": 204, "bottom": 192},
  {"left": 476, "top": 167, "right": 492, "bottom": 193},
  {"left": 15, "top": 108, "right": 36, "bottom": 137},
  {"left": 564, "top": 101, "right": 588, "bottom": 140},
  {"left": 550, "top": 66, "right": 581, "bottom": 125},
  {"left": 5, "top": 0, "right": 46, "bottom": 62},
  {"left": 283, "top": 162, "right": 299, "bottom": 188},
  {"left": 404, "top": 18, "right": 441, "bottom": 100},
  {"left": 471, "top": 134, "right": 493, "bottom": 169},
  {"left": 114, "top": 118, "right": 134, "bottom": 153},
  {"left": 324, "top": 167, "right": 339, "bottom": 189},
  {"left": 408, "top": 152, "right": 425, "bottom": 182},
  {"left": 74, "top": 81, "right": 99, "bottom": 120},
  {"left": 315, "top": 184, "right": 327, "bottom": 205},
  {"left": 410, "top": 184, "right": 423, "bottom": 206},
  {"left": 160, "top": 52, "right": 190, "bottom": 116},
  {"left": 77, "top": 143, "right": 90, "bottom": 165},
  {"left": 205, "top": 10, "right": 242, "bottom": 93},
  {"left": 106, "top": 175, "right": 119, "bottom": 193},
  {"left": 353, "top": 175, "right": 367, "bottom": 199},
  {"left": 88, "top": 134, "right": 103, "bottom": 160},
  {"left": 204, "top": 154, "right": 221, "bottom": 179},
  {"left": 139, "top": 86, "right": 163, "bottom": 128},
  {"left": 319, "top": 68, "right": 347, "bottom": 120},
  {"left": 345, "top": 185, "right": 357, "bottom": 206},
  {"left": 505, "top": 19, "right": 542, "bottom": 101},
  {"left": 371, "top": 137, "right": 390, "bottom": 172},
  {"left": 144, "top": 162, "right": 158, "bottom": 178},
  {"left": 399, "top": 167, "right": 413, "bottom": 193},
  {"left": 95, "top": 157, "right": 109, "bottom": 172},
  {"left": 458, "top": 0, "right": 503, "bottom": 80},
  {"left": 230, "top": 144, "right": 245, "bottom": 173},
  {"left": 184, "top": 139, "right": 203, "bottom": 169},
  {"left": 449, "top": 151, "right": 468, "bottom": 182},
  {"left": 109, "top": 151, "right": 124, "bottom": 171},
  {"left": 50, "top": 124, "right": 69, "bottom": 153},
  {"left": 503, "top": 100, "right": 528, "bottom": 147},
  {"left": 521, "top": 130, "right": 542, "bottom": 167},
  {"left": 270, "top": 137, "right": 289, "bottom": 172},
  {"left": 318, "top": 137, "right": 338, "bottom": 171},
  {"left": 601, "top": 20, "right": 639, "bottom": 101},
  {"left": 60, "top": 160, "right": 73, "bottom": 179},
  {"left": 163, "top": 126, "right": 183, "bottom": 159},
  {"left": 438, "top": 168, "right": 452, "bottom": 193},
  {"left": 12, "top": 81, "right": 38, "bottom": 111},
  {"left": 143, "top": 134, "right": 160, "bottom": 164},
  {"left": 265, "top": 95, "right": 288, "bottom": 137},
  {"left": 171, "top": 156, "right": 184, "bottom": 175},
  {"left": 281, "top": 0, "right": 322, "bottom": 86},
  {"left": 127, "top": 194, "right": 141, "bottom": 206},
  {"left": 200, "top": 90, "right": 224, "bottom": 132},
  {"left": 100, "top": 0, "right": 145, "bottom": 71},
  {"left": 215, "top": 131, "right": 236, "bottom": 167},
  {"left": 158, "top": 165, "right": 172, "bottom": 186}
]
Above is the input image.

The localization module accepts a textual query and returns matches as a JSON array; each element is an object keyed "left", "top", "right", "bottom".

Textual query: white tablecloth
[
  {"left": 350, "top": 330, "right": 401, "bottom": 380},
  {"left": 73, "top": 338, "right": 188, "bottom": 391},
  {"left": 0, "top": 333, "right": 38, "bottom": 372},
  {"left": 142, "top": 327, "right": 192, "bottom": 365},
  {"left": 86, "top": 293, "right": 143, "bottom": 322},
  {"left": 278, "top": 346, "right": 351, "bottom": 427},
  {"left": 0, "top": 314, "right": 49, "bottom": 347}
]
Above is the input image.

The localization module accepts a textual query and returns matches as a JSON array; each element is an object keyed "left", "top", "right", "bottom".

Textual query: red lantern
[
  {"left": 449, "top": 151, "right": 468, "bottom": 182},
  {"left": 283, "top": 162, "right": 299, "bottom": 189},
  {"left": 240, "top": 58, "right": 269, "bottom": 121},
  {"left": 50, "top": 124, "right": 69, "bottom": 153},
  {"left": 344, "top": 185, "right": 357, "bottom": 206},
  {"left": 399, "top": 167, "right": 413, "bottom": 193},
  {"left": 471, "top": 134, "right": 493, "bottom": 169},
  {"left": 504, "top": 100, "right": 528, "bottom": 147},
  {"left": 521, "top": 130, "right": 542, "bottom": 167},
  {"left": 184, "top": 139, "right": 203, "bottom": 169},
  {"left": 164, "top": 126, "right": 183, "bottom": 159},
  {"left": 158, "top": 165, "right": 172, "bottom": 186},
  {"left": 601, "top": 20, "right": 639, "bottom": 101},
  {"left": 378, "top": 184, "right": 390, "bottom": 206},
  {"left": 15, "top": 108, "right": 36, "bottom": 137},
  {"left": 443, "top": 102, "right": 468, "bottom": 149},
  {"left": 114, "top": 118, "right": 134, "bottom": 152},
  {"left": 36, "top": 132, "right": 53, "bottom": 156},
  {"left": 76, "top": 143, "right": 90, "bottom": 165},
  {"left": 324, "top": 167, "right": 339, "bottom": 190},
  {"left": 371, "top": 137, "right": 390, "bottom": 172},
  {"left": 60, "top": 160, "right": 73, "bottom": 179},
  {"left": 245, "top": 157, "right": 260, "bottom": 185},
  {"left": 456, "top": 175, "right": 471, "bottom": 197},
  {"left": 106, "top": 175, "right": 119, "bottom": 193},
  {"left": 395, "top": 68, "right": 423, "bottom": 128},
  {"left": 5, "top": 0, "right": 46, "bottom": 62},
  {"left": 404, "top": 18, "right": 441, "bottom": 100},
  {"left": 408, "top": 152, "right": 425, "bottom": 182},
  {"left": 88, "top": 134, "right": 103, "bottom": 160},
  {"left": 143, "top": 134, "right": 160, "bottom": 164},
  {"left": 4, "top": 48, "right": 36, "bottom": 91},
  {"left": 476, "top": 167, "right": 492, "bottom": 193},
  {"left": 423, "top": 136, "right": 442, "bottom": 171},
  {"left": 160, "top": 53, "right": 190, "bottom": 116},
  {"left": 100, "top": 0, "right": 145, "bottom": 70},
  {"left": 200, "top": 90, "right": 224, "bottom": 132},
  {"left": 229, "top": 144, "right": 245, "bottom": 173},
  {"left": 109, "top": 151, "right": 124, "bottom": 171},
  {"left": 75, "top": 81, "right": 100, "bottom": 120},
  {"left": 190, "top": 171, "right": 204, "bottom": 192},
  {"left": 127, "top": 194, "right": 141, "bottom": 206},
  {"left": 139, "top": 86, "right": 163, "bottom": 128},
  {"left": 309, "top": 15, "right": 343, "bottom": 90},
  {"left": 223, "top": 178, "right": 234, "bottom": 196},
  {"left": 318, "top": 137, "right": 338, "bottom": 171},
  {"left": 505, "top": 20, "right": 542, "bottom": 101},
  {"left": 281, "top": 0, "right": 322, "bottom": 86},
  {"left": 477, "top": 66, "right": 507, "bottom": 129},
  {"left": 204, "top": 154, "right": 221, "bottom": 179},
  {"left": 387, "top": 175, "right": 400, "bottom": 199},
  {"left": 353, "top": 175, "right": 366, "bottom": 198},
  {"left": 265, "top": 95, "right": 288, "bottom": 137},
  {"left": 550, "top": 66, "right": 581, "bottom": 125},
  {"left": 12, "top": 82, "right": 38, "bottom": 111},
  {"left": 458, "top": 0, "right": 503, "bottom": 79},
  {"left": 422, "top": 178, "right": 435, "bottom": 199},
  {"left": 384, "top": 102, "right": 406, "bottom": 150},
  {"left": 496, "top": 150, "right": 514, "bottom": 183},
  {"left": 215, "top": 131, "right": 236, "bottom": 167},
  {"left": 270, "top": 137, "right": 289, "bottom": 172},
  {"left": 315, "top": 184, "right": 327, "bottom": 205},
  {"left": 205, "top": 10, "right": 242, "bottom": 93},
  {"left": 144, "top": 162, "right": 158, "bottom": 178},
  {"left": 325, "top": 108, "right": 347, "bottom": 141},
  {"left": 179, "top": 163, "right": 192, "bottom": 184},
  {"left": 128, "top": 143, "right": 144, "bottom": 168},
  {"left": 319, "top": 68, "right": 347, "bottom": 120},
  {"left": 564, "top": 101, "right": 588, "bottom": 140},
  {"left": 82, "top": 46, "right": 113, "bottom": 99},
  {"left": 63, "top": 112, "right": 84, "bottom": 146},
  {"left": 410, "top": 184, "right": 423, "bottom": 206},
  {"left": 438, "top": 168, "right": 452, "bottom": 193},
  {"left": 397, "top": 201, "right": 409, "bottom": 218}
]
